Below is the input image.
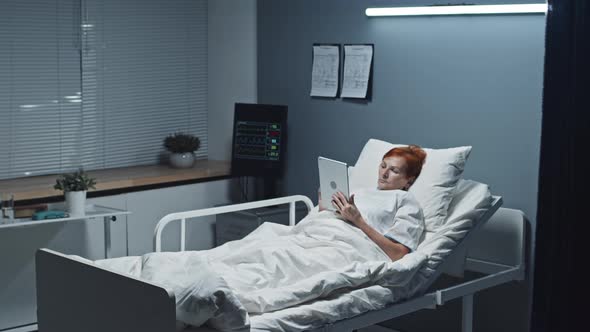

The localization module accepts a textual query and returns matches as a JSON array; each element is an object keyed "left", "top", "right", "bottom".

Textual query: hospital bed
[
  {"left": 35, "top": 193, "right": 525, "bottom": 332},
  {"left": 34, "top": 141, "right": 527, "bottom": 332}
]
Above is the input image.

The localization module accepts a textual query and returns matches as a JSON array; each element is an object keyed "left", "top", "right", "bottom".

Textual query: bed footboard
[{"left": 36, "top": 248, "right": 177, "bottom": 332}]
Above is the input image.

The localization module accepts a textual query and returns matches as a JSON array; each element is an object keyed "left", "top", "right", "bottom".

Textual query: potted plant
[
  {"left": 54, "top": 168, "right": 96, "bottom": 217},
  {"left": 163, "top": 132, "right": 201, "bottom": 168}
]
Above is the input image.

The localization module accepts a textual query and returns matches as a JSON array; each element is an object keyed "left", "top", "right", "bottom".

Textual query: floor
[
  {"left": 27, "top": 324, "right": 401, "bottom": 332},
  {"left": 358, "top": 326, "right": 402, "bottom": 332}
]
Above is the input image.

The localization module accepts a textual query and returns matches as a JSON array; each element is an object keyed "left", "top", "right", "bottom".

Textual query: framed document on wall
[
  {"left": 310, "top": 44, "right": 340, "bottom": 98},
  {"left": 341, "top": 44, "right": 374, "bottom": 99}
]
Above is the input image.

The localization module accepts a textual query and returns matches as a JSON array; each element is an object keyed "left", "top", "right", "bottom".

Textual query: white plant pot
[
  {"left": 65, "top": 191, "right": 87, "bottom": 217},
  {"left": 170, "top": 152, "right": 195, "bottom": 168}
]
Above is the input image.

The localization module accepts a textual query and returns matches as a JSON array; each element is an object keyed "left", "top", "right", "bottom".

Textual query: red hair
[{"left": 382, "top": 145, "right": 427, "bottom": 180}]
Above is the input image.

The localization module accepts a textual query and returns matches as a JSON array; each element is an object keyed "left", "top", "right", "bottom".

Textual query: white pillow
[{"left": 349, "top": 139, "right": 472, "bottom": 231}]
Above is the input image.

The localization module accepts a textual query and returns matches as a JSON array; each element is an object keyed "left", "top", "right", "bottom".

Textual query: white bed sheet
[
  {"left": 91, "top": 211, "right": 427, "bottom": 331},
  {"left": 88, "top": 179, "right": 491, "bottom": 332},
  {"left": 246, "top": 179, "right": 492, "bottom": 331}
]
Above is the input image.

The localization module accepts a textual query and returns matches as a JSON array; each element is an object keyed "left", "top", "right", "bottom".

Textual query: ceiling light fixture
[{"left": 365, "top": 4, "right": 548, "bottom": 17}]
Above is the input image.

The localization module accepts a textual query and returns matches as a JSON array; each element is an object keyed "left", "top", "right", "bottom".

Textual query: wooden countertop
[{"left": 0, "top": 160, "right": 231, "bottom": 203}]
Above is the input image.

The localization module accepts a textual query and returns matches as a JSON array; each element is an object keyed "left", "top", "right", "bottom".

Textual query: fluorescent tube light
[{"left": 365, "top": 4, "right": 547, "bottom": 17}]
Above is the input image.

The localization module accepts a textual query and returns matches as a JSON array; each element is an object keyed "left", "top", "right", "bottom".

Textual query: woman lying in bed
[
  {"left": 92, "top": 145, "right": 429, "bottom": 331},
  {"left": 320, "top": 145, "right": 427, "bottom": 262}
]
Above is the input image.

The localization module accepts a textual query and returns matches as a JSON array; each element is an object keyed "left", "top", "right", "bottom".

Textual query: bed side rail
[
  {"left": 465, "top": 207, "right": 527, "bottom": 277},
  {"left": 36, "top": 248, "right": 177, "bottom": 332},
  {"left": 154, "top": 195, "right": 314, "bottom": 252},
  {"left": 417, "top": 196, "right": 503, "bottom": 294},
  {"left": 435, "top": 264, "right": 522, "bottom": 305},
  {"left": 435, "top": 207, "right": 527, "bottom": 305}
]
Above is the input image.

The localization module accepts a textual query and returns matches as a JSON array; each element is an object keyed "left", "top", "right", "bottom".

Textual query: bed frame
[{"left": 36, "top": 194, "right": 525, "bottom": 332}]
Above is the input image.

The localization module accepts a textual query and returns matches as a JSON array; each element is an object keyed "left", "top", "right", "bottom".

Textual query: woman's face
[{"left": 377, "top": 156, "right": 414, "bottom": 191}]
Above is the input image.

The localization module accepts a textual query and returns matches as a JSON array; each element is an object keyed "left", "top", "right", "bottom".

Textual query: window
[
  {"left": 0, "top": 0, "right": 208, "bottom": 180},
  {"left": 0, "top": 0, "right": 82, "bottom": 179}
]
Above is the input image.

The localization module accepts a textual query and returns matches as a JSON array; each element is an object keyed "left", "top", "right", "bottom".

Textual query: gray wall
[
  {"left": 258, "top": 1, "right": 544, "bottom": 331},
  {"left": 208, "top": 0, "right": 258, "bottom": 161}
]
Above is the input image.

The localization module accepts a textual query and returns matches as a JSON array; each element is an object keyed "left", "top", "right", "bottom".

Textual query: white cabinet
[{"left": 0, "top": 203, "right": 130, "bottom": 332}]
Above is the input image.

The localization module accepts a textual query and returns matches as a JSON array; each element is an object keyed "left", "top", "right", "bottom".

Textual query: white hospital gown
[{"left": 353, "top": 188, "right": 425, "bottom": 251}]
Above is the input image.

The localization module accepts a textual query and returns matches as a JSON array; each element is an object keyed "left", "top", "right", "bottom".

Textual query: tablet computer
[{"left": 318, "top": 156, "right": 349, "bottom": 211}]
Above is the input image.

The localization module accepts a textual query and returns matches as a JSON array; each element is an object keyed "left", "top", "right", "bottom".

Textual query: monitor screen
[{"left": 231, "top": 103, "right": 287, "bottom": 177}]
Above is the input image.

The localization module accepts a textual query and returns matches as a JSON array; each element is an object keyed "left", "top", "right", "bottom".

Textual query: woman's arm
[
  {"left": 354, "top": 219, "right": 409, "bottom": 261},
  {"left": 331, "top": 192, "right": 409, "bottom": 261}
]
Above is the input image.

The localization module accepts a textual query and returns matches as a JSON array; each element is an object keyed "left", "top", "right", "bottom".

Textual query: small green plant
[
  {"left": 54, "top": 168, "right": 97, "bottom": 192},
  {"left": 164, "top": 132, "right": 201, "bottom": 154}
]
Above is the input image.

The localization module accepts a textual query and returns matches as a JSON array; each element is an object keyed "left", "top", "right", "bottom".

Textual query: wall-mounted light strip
[{"left": 365, "top": 4, "right": 547, "bottom": 17}]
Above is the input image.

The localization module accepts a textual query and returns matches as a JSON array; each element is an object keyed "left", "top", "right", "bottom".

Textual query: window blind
[
  {"left": 0, "top": 0, "right": 208, "bottom": 180},
  {"left": 82, "top": 0, "right": 208, "bottom": 169},
  {"left": 0, "top": 0, "right": 82, "bottom": 179}
]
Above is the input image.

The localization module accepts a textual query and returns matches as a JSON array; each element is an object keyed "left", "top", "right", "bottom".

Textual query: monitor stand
[{"left": 255, "top": 176, "right": 282, "bottom": 206}]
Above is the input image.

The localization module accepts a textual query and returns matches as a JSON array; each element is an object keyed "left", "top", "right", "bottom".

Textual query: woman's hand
[
  {"left": 332, "top": 191, "right": 409, "bottom": 261},
  {"left": 332, "top": 192, "right": 363, "bottom": 225}
]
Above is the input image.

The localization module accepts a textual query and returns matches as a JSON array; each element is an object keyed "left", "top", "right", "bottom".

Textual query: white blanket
[{"left": 94, "top": 210, "right": 427, "bottom": 331}]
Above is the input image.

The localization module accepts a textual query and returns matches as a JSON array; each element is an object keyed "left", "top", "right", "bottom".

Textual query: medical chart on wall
[
  {"left": 310, "top": 44, "right": 340, "bottom": 97},
  {"left": 341, "top": 44, "right": 374, "bottom": 99}
]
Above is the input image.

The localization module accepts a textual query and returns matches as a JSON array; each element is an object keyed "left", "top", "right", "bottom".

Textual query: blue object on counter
[{"left": 32, "top": 210, "right": 68, "bottom": 220}]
